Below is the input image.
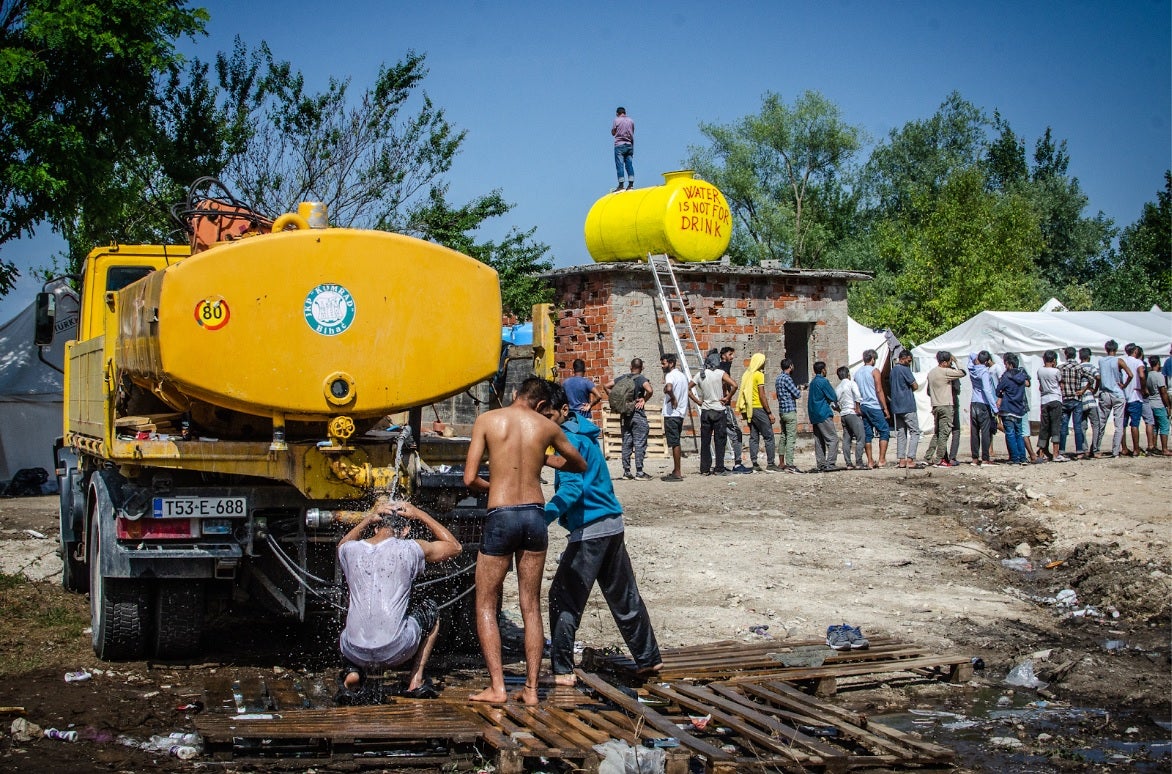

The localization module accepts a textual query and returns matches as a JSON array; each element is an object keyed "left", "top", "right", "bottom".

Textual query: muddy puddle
[{"left": 877, "top": 687, "right": 1172, "bottom": 771}]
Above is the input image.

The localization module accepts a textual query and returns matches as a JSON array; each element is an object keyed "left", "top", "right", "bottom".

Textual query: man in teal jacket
[
  {"left": 807, "top": 360, "right": 842, "bottom": 472},
  {"left": 543, "top": 383, "right": 662, "bottom": 686}
]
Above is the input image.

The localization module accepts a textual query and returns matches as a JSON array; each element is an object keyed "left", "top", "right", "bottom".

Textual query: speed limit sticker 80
[{"left": 195, "top": 297, "right": 230, "bottom": 330}]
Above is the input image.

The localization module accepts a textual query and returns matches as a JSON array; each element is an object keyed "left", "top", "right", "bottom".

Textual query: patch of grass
[{"left": 0, "top": 573, "right": 90, "bottom": 677}]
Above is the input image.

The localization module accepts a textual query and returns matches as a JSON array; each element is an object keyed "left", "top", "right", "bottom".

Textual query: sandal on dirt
[
  {"left": 400, "top": 680, "right": 439, "bottom": 699},
  {"left": 335, "top": 667, "right": 366, "bottom": 705}
]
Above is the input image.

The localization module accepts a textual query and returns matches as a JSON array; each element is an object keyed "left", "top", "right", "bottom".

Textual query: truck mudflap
[{"left": 102, "top": 541, "right": 242, "bottom": 580}]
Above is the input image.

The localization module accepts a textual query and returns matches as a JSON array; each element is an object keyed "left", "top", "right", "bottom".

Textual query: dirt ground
[{"left": 0, "top": 440, "right": 1168, "bottom": 772}]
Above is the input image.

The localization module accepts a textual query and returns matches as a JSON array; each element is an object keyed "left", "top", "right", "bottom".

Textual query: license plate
[
  {"left": 201, "top": 518, "right": 233, "bottom": 535},
  {"left": 152, "top": 497, "right": 248, "bottom": 518}
]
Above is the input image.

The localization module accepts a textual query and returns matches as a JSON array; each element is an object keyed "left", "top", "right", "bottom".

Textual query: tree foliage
[
  {"left": 863, "top": 92, "right": 985, "bottom": 225},
  {"left": 853, "top": 167, "right": 1043, "bottom": 342},
  {"left": 1094, "top": 172, "right": 1171, "bottom": 311},
  {"left": 402, "top": 187, "right": 552, "bottom": 317},
  {"left": 686, "top": 91, "right": 863, "bottom": 267},
  {"left": 6, "top": 26, "right": 552, "bottom": 314},
  {"left": 0, "top": 0, "right": 207, "bottom": 292}
]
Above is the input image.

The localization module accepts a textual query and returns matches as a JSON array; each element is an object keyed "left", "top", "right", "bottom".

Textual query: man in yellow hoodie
[{"left": 736, "top": 353, "right": 779, "bottom": 472}]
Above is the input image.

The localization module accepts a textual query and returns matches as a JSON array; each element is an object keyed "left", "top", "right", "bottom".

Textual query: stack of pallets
[{"left": 600, "top": 404, "right": 669, "bottom": 460}]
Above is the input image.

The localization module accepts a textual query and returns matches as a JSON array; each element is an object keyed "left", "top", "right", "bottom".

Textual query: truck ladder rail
[{"left": 648, "top": 253, "right": 705, "bottom": 385}]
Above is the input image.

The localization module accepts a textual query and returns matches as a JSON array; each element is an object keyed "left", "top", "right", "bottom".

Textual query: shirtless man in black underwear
[{"left": 463, "top": 377, "right": 586, "bottom": 704}]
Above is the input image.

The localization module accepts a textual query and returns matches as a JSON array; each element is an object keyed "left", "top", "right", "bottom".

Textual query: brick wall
[{"left": 546, "top": 263, "right": 867, "bottom": 432}]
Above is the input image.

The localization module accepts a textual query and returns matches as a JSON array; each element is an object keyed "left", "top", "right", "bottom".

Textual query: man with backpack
[{"left": 604, "top": 359, "right": 654, "bottom": 480}]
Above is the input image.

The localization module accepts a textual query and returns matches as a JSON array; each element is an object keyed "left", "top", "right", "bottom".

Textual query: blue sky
[{"left": 1, "top": 0, "right": 1168, "bottom": 321}]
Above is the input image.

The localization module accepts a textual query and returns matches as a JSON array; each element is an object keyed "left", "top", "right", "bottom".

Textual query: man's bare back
[{"left": 464, "top": 402, "right": 585, "bottom": 507}]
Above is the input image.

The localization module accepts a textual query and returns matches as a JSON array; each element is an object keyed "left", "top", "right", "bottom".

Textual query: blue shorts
[
  {"left": 1124, "top": 401, "right": 1143, "bottom": 427},
  {"left": 1153, "top": 407, "right": 1170, "bottom": 436},
  {"left": 481, "top": 503, "right": 548, "bottom": 556},
  {"left": 860, "top": 404, "right": 890, "bottom": 442}
]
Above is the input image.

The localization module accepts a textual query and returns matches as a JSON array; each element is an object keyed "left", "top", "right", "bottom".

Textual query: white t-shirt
[
  {"left": 338, "top": 538, "right": 425, "bottom": 667},
  {"left": 663, "top": 369, "right": 689, "bottom": 418},
  {"left": 692, "top": 368, "right": 726, "bottom": 411},
  {"left": 1124, "top": 356, "right": 1145, "bottom": 403},
  {"left": 835, "top": 379, "right": 861, "bottom": 413}
]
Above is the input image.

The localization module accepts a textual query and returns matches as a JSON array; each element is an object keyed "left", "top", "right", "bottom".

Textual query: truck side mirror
[{"left": 34, "top": 292, "right": 55, "bottom": 346}]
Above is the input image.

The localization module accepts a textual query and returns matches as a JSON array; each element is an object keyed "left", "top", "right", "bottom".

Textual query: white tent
[
  {"left": 847, "top": 317, "right": 890, "bottom": 371},
  {"left": 0, "top": 286, "right": 78, "bottom": 486},
  {"left": 910, "top": 309, "right": 1172, "bottom": 430}
]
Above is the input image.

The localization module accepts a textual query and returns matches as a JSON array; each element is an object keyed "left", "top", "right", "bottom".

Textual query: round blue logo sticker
[{"left": 303, "top": 284, "right": 355, "bottom": 336}]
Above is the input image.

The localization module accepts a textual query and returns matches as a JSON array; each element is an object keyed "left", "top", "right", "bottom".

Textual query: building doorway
[{"left": 783, "top": 322, "right": 813, "bottom": 387}]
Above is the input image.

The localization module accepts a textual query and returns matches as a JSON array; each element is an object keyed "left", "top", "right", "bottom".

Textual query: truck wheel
[
  {"left": 152, "top": 580, "right": 204, "bottom": 660},
  {"left": 89, "top": 518, "right": 151, "bottom": 660},
  {"left": 61, "top": 541, "right": 87, "bottom": 593}
]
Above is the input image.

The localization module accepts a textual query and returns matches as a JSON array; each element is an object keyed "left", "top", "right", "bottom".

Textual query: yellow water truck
[
  {"left": 37, "top": 191, "right": 502, "bottom": 660},
  {"left": 584, "top": 170, "right": 732, "bottom": 262}
]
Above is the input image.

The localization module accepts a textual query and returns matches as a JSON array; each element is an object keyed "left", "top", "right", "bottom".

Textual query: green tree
[
  {"left": 1025, "top": 128, "right": 1115, "bottom": 300},
  {"left": 686, "top": 91, "right": 863, "bottom": 267},
  {"left": 403, "top": 187, "right": 552, "bottom": 317},
  {"left": 1094, "top": 172, "right": 1172, "bottom": 311},
  {"left": 985, "top": 110, "right": 1028, "bottom": 193},
  {"left": 853, "top": 167, "right": 1043, "bottom": 341},
  {"left": 45, "top": 37, "right": 551, "bottom": 313},
  {"left": 0, "top": 0, "right": 208, "bottom": 294},
  {"left": 863, "top": 92, "right": 986, "bottom": 225}
]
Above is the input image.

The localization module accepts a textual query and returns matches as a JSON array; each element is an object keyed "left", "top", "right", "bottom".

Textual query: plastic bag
[
  {"left": 1003, "top": 659, "right": 1047, "bottom": 689},
  {"left": 594, "top": 739, "right": 667, "bottom": 774}
]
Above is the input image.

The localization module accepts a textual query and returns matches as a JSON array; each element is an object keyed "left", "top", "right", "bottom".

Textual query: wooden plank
[
  {"left": 506, "top": 705, "right": 596, "bottom": 752},
  {"left": 758, "top": 681, "right": 956, "bottom": 760},
  {"left": 574, "top": 669, "right": 734, "bottom": 762},
  {"left": 643, "top": 683, "right": 813, "bottom": 766},
  {"left": 723, "top": 654, "right": 973, "bottom": 685},
  {"left": 720, "top": 683, "right": 916, "bottom": 760},
  {"left": 675, "top": 683, "right": 843, "bottom": 758},
  {"left": 544, "top": 706, "right": 613, "bottom": 746},
  {"left": 267, "top": 677, "right": 312, "bottom": 711}
]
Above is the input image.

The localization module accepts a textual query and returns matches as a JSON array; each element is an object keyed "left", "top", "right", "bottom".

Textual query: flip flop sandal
[{"left": 400, "top": 681, "right": 439, "bottom": 700}]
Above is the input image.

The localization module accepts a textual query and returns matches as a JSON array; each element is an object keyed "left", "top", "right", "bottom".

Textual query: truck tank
[
  {"left": 583, "top": 170, "right": 732, "bottom": 263},
  {"left": 116, "top": 228, "right": 501, "bottom": 437}
]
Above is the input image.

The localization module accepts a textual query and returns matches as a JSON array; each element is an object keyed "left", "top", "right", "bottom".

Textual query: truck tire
[
  {"left": 89, "top": 517, "right": 151, "bottom": 660},
  {"left": 152, "top": 581, "right": 204, "bottom": 660}
]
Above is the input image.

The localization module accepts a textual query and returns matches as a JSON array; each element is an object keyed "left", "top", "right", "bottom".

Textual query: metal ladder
[{"left": 648, "top": 253, "right": 705, "bottom": 385}]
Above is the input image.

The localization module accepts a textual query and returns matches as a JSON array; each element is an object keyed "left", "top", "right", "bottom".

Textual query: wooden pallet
[
  {"left": 601, "top": 404, "right": 670, "bottom": 460},
  {"left": 192, "top": 638, "right": 967, "bottom": 770},
  {"left": 466, "top": 699, "right": 690, "bottom": 774},
  {"left": 584, "top": 637, "right": 974, "bottom": 696},
  {"left": 575, "top": 669, "right": 955, "bottom": 772}
]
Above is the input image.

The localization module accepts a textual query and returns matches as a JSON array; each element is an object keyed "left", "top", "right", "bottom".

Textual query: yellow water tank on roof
[{"left": 584, "top": 170, "right": 732, "bottom": 263}]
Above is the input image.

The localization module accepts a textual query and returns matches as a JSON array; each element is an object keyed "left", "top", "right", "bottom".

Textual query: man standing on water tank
[{"left": 612, "top": 107, "right": 634, "bottom": 192}]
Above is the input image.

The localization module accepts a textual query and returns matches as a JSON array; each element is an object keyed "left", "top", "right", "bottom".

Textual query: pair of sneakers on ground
[
  {"left": 622, "top": 471, "right": 653, "bottom": 480},
  {"left": 826, "top": 623, "right": 870, "bottom": 650}
]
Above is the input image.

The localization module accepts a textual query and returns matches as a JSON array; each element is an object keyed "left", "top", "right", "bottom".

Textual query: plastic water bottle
[
  {"left": 44, "top": 728, "right": 78, "bottom": 742},
  {"left": 169, "top": 745, "right": 200, "bottom": 760}
]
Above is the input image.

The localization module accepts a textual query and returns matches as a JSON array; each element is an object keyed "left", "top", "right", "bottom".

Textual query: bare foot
[
  {"left": 509, "top": 684, "right": 539, "bottom": 705},
  {"left": 343, "top": 670, "right": 361, "bottom": 690},
  {"left": 635, "top": 663, "right": 663, "bottom": 679},
  {"left": 553, "top": 674, "right": 577, "bottom": 686},
  {"left": 469, "top": 686, "right": 508, "bottom": 704}
]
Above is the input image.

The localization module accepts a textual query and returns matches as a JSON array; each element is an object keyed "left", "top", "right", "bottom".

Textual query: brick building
[{"left": 543, "top": 261, "right": 870, "bottom": 432}]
